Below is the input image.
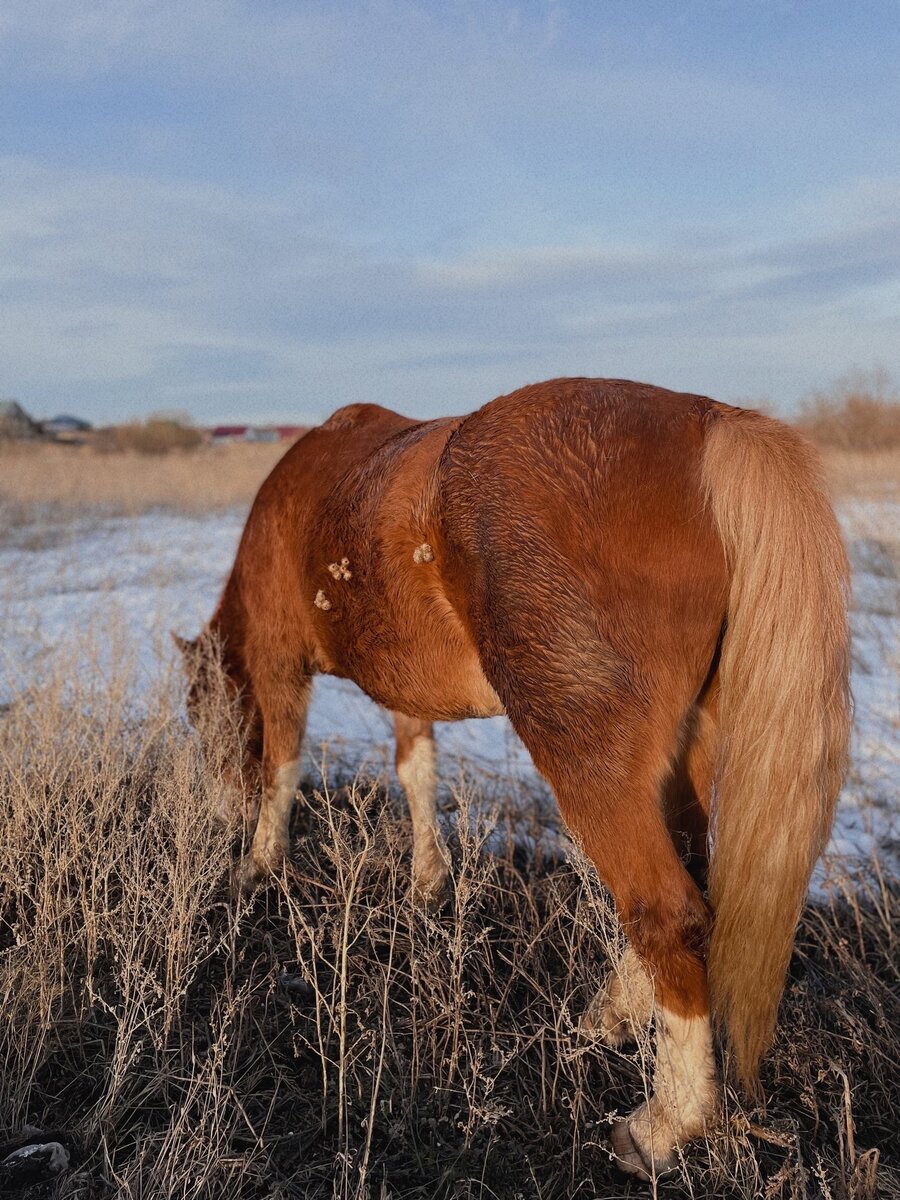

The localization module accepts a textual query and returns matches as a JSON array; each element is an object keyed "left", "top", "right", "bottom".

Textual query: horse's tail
[{"left": 700, "top": 409, "right": 851, "bottom": 1090}]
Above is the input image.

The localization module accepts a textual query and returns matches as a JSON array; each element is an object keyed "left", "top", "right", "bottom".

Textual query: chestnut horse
[{"left": 177, "top": 378, "right": 850, "bottom": 1178}]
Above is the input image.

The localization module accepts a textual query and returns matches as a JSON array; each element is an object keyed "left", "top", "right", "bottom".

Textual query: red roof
[
  {"left": 211, "top": 425, "right": 249, "bottom": 437},
  {"left": 209, "top": 424, "right": 307, "bottom": 440}
]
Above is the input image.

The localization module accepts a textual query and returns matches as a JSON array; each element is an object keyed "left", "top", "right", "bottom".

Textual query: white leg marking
[
  {"left": 397, "top": 734, "right": 448, "bottom": 902},
  {"left": 654, "top": 1008, "right": 717, "bottom": 1139},
  {"left": 613, "top": 1006, "right": 717, "bottom": 1178},
  {"left": 236, "top": 758, "right": 301, "bottom": 891}
]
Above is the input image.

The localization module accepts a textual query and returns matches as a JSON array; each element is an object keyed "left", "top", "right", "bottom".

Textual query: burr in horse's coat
[{"left": 178, "top": 377, "right": 850, "bottom": 1178}]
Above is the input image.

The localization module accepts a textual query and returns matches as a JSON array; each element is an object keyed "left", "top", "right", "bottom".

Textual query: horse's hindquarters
[{"left": 435, "top": 379, "right": 730, "bottom": 1174}]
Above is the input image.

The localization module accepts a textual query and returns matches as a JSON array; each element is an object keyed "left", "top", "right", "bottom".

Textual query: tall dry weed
[{"left": 797, "top": 367, "right": 900, "bottom": 452}]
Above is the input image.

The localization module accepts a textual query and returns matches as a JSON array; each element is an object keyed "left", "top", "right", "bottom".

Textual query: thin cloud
[{"left": 2, "top": 153, "right": 899, "bottom": 419}]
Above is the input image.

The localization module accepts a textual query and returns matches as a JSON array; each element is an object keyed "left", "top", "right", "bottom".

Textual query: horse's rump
[{"left": 436, "top": 378, "right": 731, "bottom": 747}]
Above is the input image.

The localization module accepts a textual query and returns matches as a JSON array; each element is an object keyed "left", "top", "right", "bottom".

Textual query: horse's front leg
[
  {"left": 393, "top": 713, "right": 449, "bottom": 905},
  {"left": 212, "top": 694, "right": 263, "bottom": 830},
  {"left": 234, "top": 675, "right": 311, "bottom": 892}
]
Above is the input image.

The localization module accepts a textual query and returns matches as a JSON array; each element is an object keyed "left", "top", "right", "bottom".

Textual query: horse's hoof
[
  {"left": 232, "top": 853, "right": 264, "bottom": 895},
  {"left": 411, "top": 870, "right": 449, "bottom": 911},
  {"left": 582, "top": 991, "right": 639, "bottom": 1047},
  {"left": 611, "top": 1120, "right": 654, "bottom": 1179},
  {"left": 610, "top": 1104, "right": 677, "bottom": 1180}
]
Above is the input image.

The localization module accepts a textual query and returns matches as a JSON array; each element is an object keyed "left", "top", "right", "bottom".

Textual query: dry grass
[
  {"left": 0, "top": 440, "right": 284, "bottom": 521},
  {"left": 0, "top": 644, "right": 896, "bottom": 1199},
  {"left": 819, "top": 449, "right": 900, "bottom": 501}
]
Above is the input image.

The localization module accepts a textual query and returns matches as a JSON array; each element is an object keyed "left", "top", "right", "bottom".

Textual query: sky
[{"left": 1, "top": 0, "right": 899, "bottom": 426}]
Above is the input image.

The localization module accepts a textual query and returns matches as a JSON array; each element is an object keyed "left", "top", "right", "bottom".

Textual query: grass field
[
  {"left": 0, "top": 440, "right": 285, "bottom": 522},
  {"left": 0, "top": 416, "right": 897, "bottom": 1198}
]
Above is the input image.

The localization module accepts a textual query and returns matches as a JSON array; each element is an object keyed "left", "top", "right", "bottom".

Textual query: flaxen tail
[{"left": 701, "top": 410, "right": 851, "bottom": 1091}]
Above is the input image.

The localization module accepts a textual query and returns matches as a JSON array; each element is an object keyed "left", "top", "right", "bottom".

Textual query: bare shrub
[
  {"left": 797, "top": 367, "right": 900, "bottom": 452},
  {"left": 0, "top": 639, "right": 896, "bottom": 1198}
]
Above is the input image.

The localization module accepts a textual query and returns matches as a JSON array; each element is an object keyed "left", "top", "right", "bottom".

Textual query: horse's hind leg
[
  {"left": 509, "top": 689, "right": 718, "bottom": 1178},
  {"left": 663, "top": 687, "right": 718, "bottom": 889},
  {"left": 393, "top": 713, "right": 449, "bottom": 904},
  {"left": 235, "top": 673, "right": 311, "bottom": 891},
  {"left": 585, "top": 691, "right": 718, "bottom": 1048}
]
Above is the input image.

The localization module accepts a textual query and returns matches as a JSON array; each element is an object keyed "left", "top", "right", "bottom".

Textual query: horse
[{"left": 175, "top": 377, "right": 850, "bottom": 1178}]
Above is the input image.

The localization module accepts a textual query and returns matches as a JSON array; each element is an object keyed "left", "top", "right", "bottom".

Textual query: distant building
[
  {"left": 209, "top": 424, "right": 307, "bottom": 444},
  {"left": 210, "top": 424, "right": 251, "bottom": 442},
  {"left": 43, "top": 414, "right": 93, "bottom": 440},
  {"left": 0, "top": 399, "right": 42, "bottom": 439}
]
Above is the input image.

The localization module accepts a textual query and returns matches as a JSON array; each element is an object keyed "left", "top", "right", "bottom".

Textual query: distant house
[
  {"left": 246, "top": 427, "right": 281, "bottom": 443},
  {"left": 210, "top": 424, "right": 251, "bottom": 443},
  {"left": 43, "top": 414, "right": 93, "bottom": 440},
  {"left": 209, "top": 424, "right": 307, "bottom": 444},
  {"left": 0, "top": 399, "right": 42, "bottom": 440}
]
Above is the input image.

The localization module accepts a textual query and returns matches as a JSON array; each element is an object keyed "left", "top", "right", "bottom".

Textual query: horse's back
[{"left": 258, "top": 402, "right": 417, "bottom": 506}]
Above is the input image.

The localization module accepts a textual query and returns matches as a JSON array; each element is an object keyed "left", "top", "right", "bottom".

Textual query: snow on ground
[
  {"left": 829, "top": 498, "right": 899, "bottom": 871},
  {"left": 0, "top": 500, "right": 896, "bottom": 876}
]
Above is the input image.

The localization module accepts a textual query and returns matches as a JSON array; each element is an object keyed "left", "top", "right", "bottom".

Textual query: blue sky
[{"left": 1, "top": 1, "right": 899, "bottom": 425}]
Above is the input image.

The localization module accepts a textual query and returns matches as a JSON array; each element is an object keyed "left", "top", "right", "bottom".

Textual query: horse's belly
[
  {"left": 333, "top": 652, "right": 504, "bottom": 722},
  {"left": 321, "top": 621, "right": 505, "bottom": 722}
]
